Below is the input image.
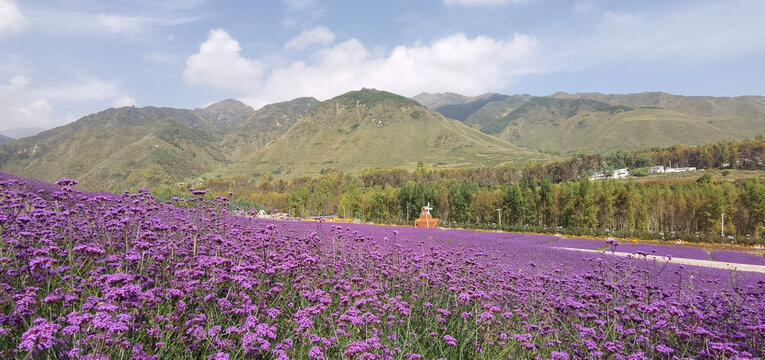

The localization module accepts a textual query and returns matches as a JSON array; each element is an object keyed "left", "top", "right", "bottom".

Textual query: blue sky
[{"left": 1, "top": 0, "right": 764, "bottom": 130}]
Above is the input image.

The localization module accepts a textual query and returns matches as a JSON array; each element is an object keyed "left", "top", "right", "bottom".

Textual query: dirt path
[{"left": 557, "top": 247, "right": 765, "bottom": 274}]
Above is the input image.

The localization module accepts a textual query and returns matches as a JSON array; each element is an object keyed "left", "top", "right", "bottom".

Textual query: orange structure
[{"left": 414, "top": 202, "right": 439, "bottom": 228}]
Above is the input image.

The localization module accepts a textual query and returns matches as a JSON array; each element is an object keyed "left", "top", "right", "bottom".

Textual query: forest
[{"left": 152, "top": 137, "right": 765, "bottom": 244}]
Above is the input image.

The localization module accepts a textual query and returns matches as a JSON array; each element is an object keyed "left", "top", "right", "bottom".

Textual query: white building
[
  {"left": 665, "top": 167, "right": 696, "bottom": 173},
  {"left": 613, "top": 168, "right": 629, "bottom": 179}
]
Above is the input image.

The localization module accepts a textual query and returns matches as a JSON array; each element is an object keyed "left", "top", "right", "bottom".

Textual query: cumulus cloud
[
  {"left": 183, "top": 29, "right": 264, "bottom": 91},
  {"left": 443, "top": 0, "right": 527, "bottom": 6},
  {"left": 0, "top": 76, "right": 52, "bottom": 129},
  {"left": 285, "top": 26, "right": 335, "bottom": 50},
  {"left": 0, "top": 73, "right": 132, "bottom": 129},
  {"left": 221, "top": 32, "right": 540, "bottom": 107},
  {"left": 112, "top": 95, "right": 138, "bottom": 108},
  {"left": 0, "top": 0, "right": 28, "bottom": 38}
]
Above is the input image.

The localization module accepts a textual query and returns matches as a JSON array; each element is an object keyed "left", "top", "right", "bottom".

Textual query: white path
[{"left": 556, "top": 247, "right": 765, "bottom": 274}]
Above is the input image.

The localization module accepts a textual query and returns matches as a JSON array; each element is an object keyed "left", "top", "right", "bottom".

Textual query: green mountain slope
[
  {"left": 194, "top": 99, "right": 255, "bottom": 128},
  {"left": 414, "top": 92, "right": 510, "bottom": 122},
  {"left": 226, "top": 89, "right": 548, "bottom": 177},
  {"left": 221, "top": 97, "right": 319, "bottom": 160},
  {"left": 0, "top": 134, "right": 13, "bottom": 144},
  {"left": 0, "top": 106, "right": 227, "bottom": 190},
  {"left": 0, "top": 97, "right": 319, "bottom": 190},
  {"left": 420, "top": 91, "right": 765, "bottom": 155}
]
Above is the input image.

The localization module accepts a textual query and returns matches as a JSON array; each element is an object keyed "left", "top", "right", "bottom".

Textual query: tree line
[{"left": 150, "top": 137, "right": 765, "bottom": 244}]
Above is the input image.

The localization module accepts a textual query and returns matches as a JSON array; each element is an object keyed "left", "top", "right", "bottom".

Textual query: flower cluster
[{"left": 0, "top": 173, "right": 763, "bottom": 359}]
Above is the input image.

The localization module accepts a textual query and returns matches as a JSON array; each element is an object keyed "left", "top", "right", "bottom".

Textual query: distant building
[
  {"left": 414, "top": 202, "right": 439, "bottom": 228},
  {"left": 613, "top": 168, "right": 629, "bottom": 179},
  {"left": 664, "top": 167, "right": 696, "bottom": 173},
  {"left": 649, "top": 166, "right": 665, "bottom": 173}
]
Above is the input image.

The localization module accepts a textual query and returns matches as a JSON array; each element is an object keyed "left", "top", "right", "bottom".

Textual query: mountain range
[
  {"left": 1, "top": 88, "right": 764, "bottom": 190},
  {"left": 414, "top": 91, "right": 765, "bottom": 155}
]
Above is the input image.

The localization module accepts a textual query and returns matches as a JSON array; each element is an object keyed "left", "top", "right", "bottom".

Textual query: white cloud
[
  {"left": 183, "top": 29, "right": 264, "bottom": 91},
  {"left": 281, "top": 0, "right": 324, "bottom": 27},
  {"left": 25, "top": 9, "right": 200, "bottom": 37},
  {"left": 14, "top": 98, "right": 53, "bottom": 122},
  {"left": 36, "top": 78, "right": 123, "bottom": 101},
  {"left": 598, "top": 11, "right": 642, "bottom": 30},
  {"left": 0, "top": 73, "right": 132, "bottom": 129},
  {"left": 0, "top": 0, "right": 28, "bottom": 38},
  {"left": 112, "top": 96, "right": 138, "bottom": 108},
  {"left": 0, "top": 76, "right": 53, "bottom": 129},
  {"left": 587, "top": 2, "right": 765, "bottom": 62},
  {"left": 574, "top": 0, "right": 593, "bottom": 13},
  {"left": 545, "top": 1, "right": 765, "bottom": 75},
  {"left": 7, "top": 74, "right": 27, "bottom": 88},
  {"left": 443, "top": 0, "right": 527, "bottom": 6},
  {"left": 285, "top": 26, "right": 335, "bottom": 50},
  {"left": 97, "top": 13, "right": 199, "bottom": 36},
  {"left": 227, "top": 32, "right": 540, "bottom": 107}
]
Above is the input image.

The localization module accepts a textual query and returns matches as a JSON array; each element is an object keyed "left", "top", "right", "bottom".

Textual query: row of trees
[
  {"left": 151, "top": 137, "right": 765, "bottom": 244},
  {"left": 179, "top": 169, "right": 764, "bottom": 244}
]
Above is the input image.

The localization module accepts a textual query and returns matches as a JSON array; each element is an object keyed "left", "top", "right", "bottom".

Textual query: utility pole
[{"left": 497, "top": 208, "right": 502, "bottom": 228}]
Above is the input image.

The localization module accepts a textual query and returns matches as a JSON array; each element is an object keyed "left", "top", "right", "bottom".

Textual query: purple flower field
[
  {"left": 711, "top": 251, "right": 765, "bottom": 266},
  {"left": 543, "top": 237, "right": 608, "bottom": 250},
  {"left": 1, "top": 173, "right": 764, "bottom": 359}
]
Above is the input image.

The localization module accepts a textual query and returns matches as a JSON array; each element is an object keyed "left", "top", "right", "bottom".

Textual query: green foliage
[
  {"left": 150, "top": 147, "right": 177, "bottom": 166},
  {"left": 697, "top": 173, "right": 714, "bottom": 184}
]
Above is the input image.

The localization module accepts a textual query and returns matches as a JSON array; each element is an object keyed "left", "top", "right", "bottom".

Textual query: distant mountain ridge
[
  {"left": 0, "top": 127, "right": 45, "bottom": 139},
  {"left": 0, "top": 89, "right": 550, "bottom": 190},
  {"left": 225, "top": 89, "right": 546, "bottom": 177},
  {"left": 0, "top": 99, "right": 280, "bottom": 190},
  {"left": 3, "top": 88, "right": 764, "bottom": 190},
  {"left": 414, "top": 91, "right": 765, "bottom": 154}
]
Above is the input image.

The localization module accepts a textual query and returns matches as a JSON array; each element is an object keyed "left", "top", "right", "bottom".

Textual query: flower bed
[{"left": 1, "top": 173, "right": 763, "bottom": 359}]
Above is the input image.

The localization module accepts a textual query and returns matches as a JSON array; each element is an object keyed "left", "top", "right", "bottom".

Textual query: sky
[{"left": 1, "top": 0, "right": 764, "bottom": 131}]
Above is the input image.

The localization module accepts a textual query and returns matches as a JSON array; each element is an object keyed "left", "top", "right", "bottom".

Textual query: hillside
[
  {"left": 226, "top": 89, "right": 548, "bottom": 177},
  {"left": 194, "top": 99, "right": 255, "bottom": 128},
  {"left": 0, "top": 105, "right": 229, "bottom": 190},
  {"left": 220, "top": 97, "right": 319, "bottom": 160},
  {"left": 420, "top": 92, "right": 765, "bottom": 155},
  {"left": 4, "top": 88, "right": 764, "bottom": 190},
  {"left": 0, "top": 99, "right": 259, "bottom": 189},
  {"left": 0, "top": 134, "right": 13, "bottom": 144}
]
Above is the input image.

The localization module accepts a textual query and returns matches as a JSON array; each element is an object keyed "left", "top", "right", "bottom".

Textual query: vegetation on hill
[
  {"left": 422, "top": 91, "right": 765, "bottom": 155},
  {"left": 3, "top": 89, "right": 765, "bottom": 193},
  {"left": 224, "top": 88, "right": 549, "bottom": 177},
  {"left": 0, "top": 98, "right": 316, "bottom": 190}
]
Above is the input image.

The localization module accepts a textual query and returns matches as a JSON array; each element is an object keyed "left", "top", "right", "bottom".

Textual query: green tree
[
  {"left": 577, "top": 177, "right": 598, "bottom": 230},
  {"left": 504, "top": 184, "right": 526, "bottom": 227}
]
